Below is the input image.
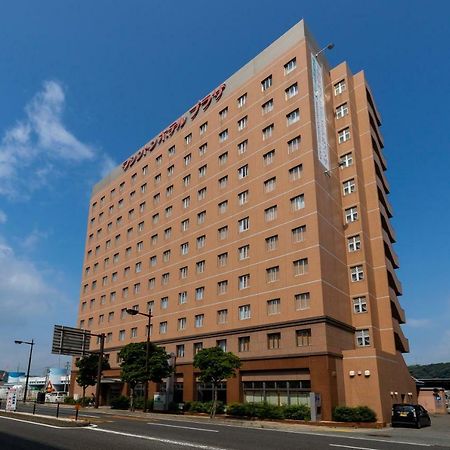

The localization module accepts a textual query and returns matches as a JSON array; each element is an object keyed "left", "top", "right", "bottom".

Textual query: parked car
[
  {"left": 391, "top": 404, "right": 431, "bottom": 428},
  {"left": 45, "top": 392, "right": 67, "bottom": 403}
]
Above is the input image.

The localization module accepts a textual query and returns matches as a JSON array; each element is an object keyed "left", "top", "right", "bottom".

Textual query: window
[
  {"left": 218, "top": 151, "right": 228, "bottom": 166},
  {"left": 185, "top": 133, "right": 192, "bottom": 145},
  {"left": 151, "top": 234, "right": 158, "bottom": 245},
  {"left": 98, "top": 314, "right": 104, "bottom": 324},
  {"left": 356, "top": 329, "right": 370, "bottom": 347},
  {"left": 176, "top": 344, "right": 184, "bottom": 358},
  {"left": 108, "top": 312, "right": 115, "bottom": 322},
  {"left": 293, "top": 258, "right": 308, "bottom": 276},
  {"left": 291, "top": 225, "right": 306, "bottom": 242},
  {"left": 216, "top": 339, "right": 227, "bottom": 351},
  {"left": 133, "top": 283, "right": 141, "bottom": 294},
  {"left": 217, "top": 280, "right": 228, "bottom": 295},
  {"left": 183, "top": 174, "right": 191, "bottom": 187},
  {"left": 285, "top": 83, "right": 298, "bottom": 99},
  {"left": 238, "top": 190, "right": 248, "bottom": 205},
  {"left": 180, "top": 266, "right": 188, "bottom": 279},
  {"left": 217, "top": 252, "right": 228, "bottom": 267},
  {"left": 178, "top": 318, "right": 186, "bottom": 331},
  {"left": 159, "top": 321, "right": 168, "bottom": 334},
  {"left": 148, "top": 278, "right": 155, "bottom": 289},
  {"left": 334, "top": 79, "right": 346, "bottom": 96},
  {"left": 161, "top": 297, "right": 168, "bottom": 309},
  {"left": 200, "top": 122, "right": 208, "bottom": 135},
  {"left": 219, "top": 107, "right": 228, "bottom": 120},
  {"left": 238, "top": 116, "right": 248, "bottom": 131},
  {"left": 198, "top": 164, "right": 207, "bottom": 178},
  {"left": 289, "top": 164, "right": 302, "bottom": 181},
  {"left": 218, "top": 200, "right": 228, "bottom": 214},
  {"left": 135, "top": 262, "right": 142, "bottom": 273},
  {"left": 266, "top": 266, "right": 279, "bottom": 283},
  {"left": 197, "top": 187, "right": 207, "bottom": 200},
  {"left": 218, "top": 175, "right": 228, "bottom": 189},
  {"left": 142, "top": 165, "right": 148, "bottom": 175},
  {"left": 197, "top": 210, "right": 206, "bottom": 224},
  {"left": 156, "top": 155, "right": 162, "bottom": 166},
  {"left": 345, "top": 206, "right": 358, "bottom": 223},
  {"left": 147, "top": 300, "right": 154, "bottom": 313},
  {"left": 182, "top": 196, "right": 190, "bottom": 209},
  {"left": 195, "top": 314, "right": 204, "bottom": 328},
  {"left": 238, "top": 336, "right": 250, "bottom": 352},
  {"left": 284, "top": 57, "right": 296, "bottom": 74},
  {"left": 166, "top": 185, "right": 174, "bottom": 197},
  {"left": 180, "top": 242, "right": 189, "bottom": 255},
  {"left": 167, "top": 164, "right": 174, "bottom": 177},
  {"left": 263, "top": 149, "right": 275, "bottom": 165},
  {"left": 219, "top": 129, "right": 228, "bottom": 143},
  {"left": 287, "top": 135, "right": 301, "bottom": 153},
  {"left": 237, "top": 140, "right": 248, "bottom": 155},
  {"left": 238, "top": 164, "right": 248, "bottom": 179},
  {"left": 237, "top": 93, "right": 247, "bottom": 108},
  {"left": 164, "top": 228, "right": 172, "bottom": 239},
  {"left": 178, "top": 291, "right": 187, "bottom": 304},
  {"left": 296, "top": 329, "right": 311, "bottom": 347},
  {"left": 137, "top": 241, "right": 143, "bottom": 252},
  {"left": 264, "top": 177, "right": 276, "bottom": 193},
  {"left": 110, "top": 291, "right": 116, "bottom": 302},
  {"left": 165, "top": 206, "right": 173, "bottom": 218},
  {"left": 353, "top": 296, "right": 367, "bottom": 314},
  {"left": 267, "top": 332, "right": 281, "bottom": 349},
  {"left": 351, "top": 265, "right": 364, "bottom": 282},
  {"left": 181, "top": 219, "right": 189, "bottom": 232},
  {"left": 218, "top": 226, "right": 228, "bottom": 240},
  {"left": 267, "top": 298, "right": 281, "bottom": 315},
  {"left": 348, "top": 235, "right": 361, "bottom": 252},
  {"left": 130, "top": 327, "right": 138, "bottom": 338},
  {"left": 196, "top": 260, "right": 206, "bottom": 273},
  {"left": 262, "top": 99, "right": 273, "bottom": 114},
  {"left": 163, "top": 249, "right": 171, "bottom": 262},
  {"left": 152, "top": 213, "right": 159, "bottom": 224},
  {"left": 264, "top": 205, "right": 277, "bottom": 221},
  {"left": 119, "top": 330, "right": 125, "bottom": 341},
  {"left": 217, "top": 309, "right": 228, "bottom": 324},
  {"left": 199, "top": 143, "right": 207, "bottom": 156},
  {"left": 295, "top": 292, "right": 310, "bottom": 310},
  {"left": 239, "top": 304, "right": 251, "bottom": 320},
  {"left": 336, "top": 103, "right": 349, "bottom": 119},
  {"left": 261, "top": 75, "right": 272, "bottom": 91},
  {"left": 338, "top": 127, "right": 351, "bottom": 143},
  {"left": 141, "top": 183, "right": 147, "bottom": 194},
  {"left": 161, "top": 273, "right": 170, "bottom": 285},
  {"left": 193, "top": 342, "right": 203, "bottom": 354},
  {"left": 340, "top": 152, "right": 353, "bottom": 168},
  {"left": 149, "top": 255, "right": 157, "bottom": 266},
  {"left": 262, "top": 124, "right": 274, "bottom": 140},
  {"left": 238, "top": 217, "right": 249, "bottom": 232},
  {"left": 154, "top": 173, "right": 161, "bottom": 184},
  {"left": 196, "top": 235, "right": 206, "bottom": 249},
  {"left": 238, "top": 245, "right": 249, "bottom": 260},
  {"left": 184, "top": 153, "right": 192, "bottom": 166},
  {"left": 343, "top": 178, "right": 356, "bottom": 195},
  {"left": 287, "top": 109, "right": 300, "bottom": 125},
  {"left": 265, "top": 235, "right": 278, "bottom": 251},
  {"left": 238, "top": 274, "right": 250, "bottom": 290},
  {"left": 195, "top": 286, "right": 205, "bottom": 300},
  {"left": 291, "top": 194, "right": 305, "bottom": 211}
]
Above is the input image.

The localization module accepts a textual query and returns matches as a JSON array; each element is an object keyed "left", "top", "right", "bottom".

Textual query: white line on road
[
  {"left": 330, "top": 445, "right": 380, "bottom": 450},
  {"left": 0, "top": 415, "right": 83, "bottom": 430},
  {"left": 147, "top": 422, "right": 219, "bottom": 432},
  {"left": 86, "top": 426, "right": 229, "bottom": 449}
]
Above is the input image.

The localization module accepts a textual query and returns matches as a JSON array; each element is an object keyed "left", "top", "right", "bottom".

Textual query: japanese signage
[
  {"left": 311, "top": 54, "right": 330, "bottom": 171},
  {"left": 6, "top": 388, "right": 17, "bottom": 412},
  {"left": 51, "top": 325, "right": 91, "bottom": 356},
  {"left": 122, "top": 83, "right": 226, "bottom": 171}
]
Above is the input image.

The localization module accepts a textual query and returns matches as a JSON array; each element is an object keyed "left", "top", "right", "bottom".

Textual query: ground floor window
[
  {"left": 243, "top": 380, "right": 310, "bottom": 406},
  {"left": 174, "top": 382, "right": 183, "bottom": 403},
  {"left": 196, "top": 382, "right": 227, "bottom": 403}
]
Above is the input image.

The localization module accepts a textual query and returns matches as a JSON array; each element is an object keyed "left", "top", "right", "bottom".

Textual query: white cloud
[
  {"left": 0, "top": 80, "right": 113, "bottom": 199},
  {"left": 406, "top": 318, "right": 433, "bottom": 328},
  {"left": 0, "top": 210, "right": 6, "bottom": 223},
  {"left": 21, "top": 229, "right": 49, "bottom": 251}
]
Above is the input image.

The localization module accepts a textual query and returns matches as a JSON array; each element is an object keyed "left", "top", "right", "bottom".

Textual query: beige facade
[{"left": 72, "top": 20, "right": 415, "bottom": 422}]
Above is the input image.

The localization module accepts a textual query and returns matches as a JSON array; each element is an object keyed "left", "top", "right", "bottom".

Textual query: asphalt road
[{"left": 1, "top": 412, "right": 449, "bottom": 450}]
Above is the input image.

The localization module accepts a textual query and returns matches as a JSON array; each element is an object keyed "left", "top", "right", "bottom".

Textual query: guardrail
[{"left": 1, "top": 400, "right": 81, "bottom": 421}]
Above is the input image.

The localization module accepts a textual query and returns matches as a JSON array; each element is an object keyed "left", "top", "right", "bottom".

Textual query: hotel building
[{"left": 72, "top": 20, "right": 415, "bottom": 421}]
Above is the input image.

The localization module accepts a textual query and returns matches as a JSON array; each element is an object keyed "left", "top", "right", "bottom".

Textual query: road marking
[
  {"left": 330, "top": 445, "right": 379, "bottom": 450},
  {"left": 86, "top": 426, "right": 228, "bottom": 449},
  {"left": 0, "top": 415, "right": 83, "bottom": 430},
  {"left": 147, "top": 422, "right": 219, "bottom": 432}
]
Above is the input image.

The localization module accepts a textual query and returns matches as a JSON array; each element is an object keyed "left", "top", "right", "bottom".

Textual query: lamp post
[
  {"left": 14, "top": 339, "right": 34, "bottom": 403},
  {"left": 315, "top": 42, "right": 334, "bottom": 58},
  {"left": 126, "top": 309, "right": 152, "bottom": 412}
]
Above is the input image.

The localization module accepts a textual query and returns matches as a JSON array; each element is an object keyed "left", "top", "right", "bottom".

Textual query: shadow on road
[{"left": 0, "top": 431, "right": 59, "bottom": 450}]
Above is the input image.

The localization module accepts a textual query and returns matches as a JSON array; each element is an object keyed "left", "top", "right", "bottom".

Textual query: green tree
[
  {"left": 118, "top": 342, "right": 172, "bottom": 411},
  {"left": 193, "top": 347, "right": 241, "bottom": 418},
  {"left": 75, "top": 353, "right": 110, "bottom": 401}
]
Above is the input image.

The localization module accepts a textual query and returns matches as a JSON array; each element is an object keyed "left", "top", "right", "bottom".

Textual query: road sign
[
  {"left": 51, "top": 325, "right": 91, "bottom": 356},
  {"left": 6, "top": 388, "right": 17, "bottom": 412}
]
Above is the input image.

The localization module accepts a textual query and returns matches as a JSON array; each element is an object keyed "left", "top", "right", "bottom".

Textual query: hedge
[
  {"left": 332, "top": 406, "right": 377, "bottom": 422},
  {"left": 226, "top": 402, "right": 310, "bottom": 420}
]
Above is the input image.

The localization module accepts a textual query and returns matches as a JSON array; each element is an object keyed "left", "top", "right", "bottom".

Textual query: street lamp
[
  {"left": 126, "top": 309, "right": 152, "bottom": 412},
  {"left": 14, "top": 339, "right": 34, "bottom": 403},
  {"left": 315, "top": 42, "right": 334, "bottom": 58}
]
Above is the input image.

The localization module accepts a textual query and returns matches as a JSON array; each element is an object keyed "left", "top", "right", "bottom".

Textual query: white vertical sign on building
[{"left": 311, "top": 54, "right": 330, "bottom": 171}]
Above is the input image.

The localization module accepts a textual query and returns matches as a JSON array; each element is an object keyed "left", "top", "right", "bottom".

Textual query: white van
[{"left": 45, "top": 392, "right": 67, "bottom": 403}]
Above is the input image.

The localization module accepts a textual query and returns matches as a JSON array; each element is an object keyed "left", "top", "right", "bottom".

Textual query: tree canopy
[
  {"left": 75, "top": 353, "right": 110, "bottom": 398},
  {"left": 409, "top": 362, "right": 450, "bottom": 379}
]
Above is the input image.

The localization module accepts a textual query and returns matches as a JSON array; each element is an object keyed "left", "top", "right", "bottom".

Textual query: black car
[{"left": 391, "top": 404, "right": 431, "bottom": 428}]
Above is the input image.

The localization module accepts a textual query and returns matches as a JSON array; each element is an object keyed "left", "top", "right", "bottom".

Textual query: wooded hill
[{"left": 408, "top": 362, "right": 450, "bottom": 379}]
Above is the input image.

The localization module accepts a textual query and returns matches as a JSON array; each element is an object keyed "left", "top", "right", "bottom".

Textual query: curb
[{"left": 0, "top": 411, "right": 90, "bottom": 427}]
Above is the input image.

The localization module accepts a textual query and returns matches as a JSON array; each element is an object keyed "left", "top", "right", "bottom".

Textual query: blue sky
[{"left": 0, "top": 0, "right": 449, "bottom": 374}]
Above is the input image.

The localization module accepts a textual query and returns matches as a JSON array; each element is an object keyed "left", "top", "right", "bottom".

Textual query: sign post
[{"left": 6, "top": 388, "right": 17, "bottom": 412}]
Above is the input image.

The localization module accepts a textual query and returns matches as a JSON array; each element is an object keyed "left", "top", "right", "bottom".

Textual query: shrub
[
  {"left": 75, "top": 397, "right": 90, "bottom": 406},
  {"left": 186, "top": 401, "right": 224, "bottom": 414},
  {"left": 283, "top": 404, "right": 311, "bottom": 420},
  {"left": 226, "top": 402, "right": 248, "bottom": 417},
  {"left": 227, "top": 402, "right": 285, "bottom": 420},
  {"left": 63, "top": 396, "right": 76, "bottom": 405},
  {"left": 110, "top": 395, "right": 130, "bottom": 410},
  {"left": 333, "top": 405, "right": 376, "bottom": 422},
  {"left": 134, "top": 397, "right": 154, "bottom": 411}
]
